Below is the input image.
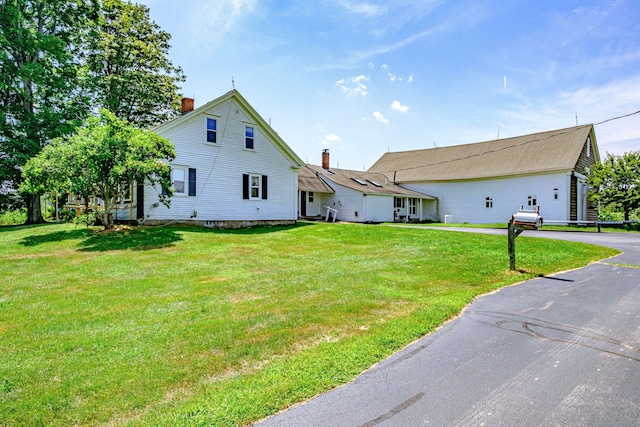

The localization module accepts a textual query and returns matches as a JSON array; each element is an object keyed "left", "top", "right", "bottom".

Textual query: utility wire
[{"left": 375, "top": 109, "right": 640, "bottom": 175}]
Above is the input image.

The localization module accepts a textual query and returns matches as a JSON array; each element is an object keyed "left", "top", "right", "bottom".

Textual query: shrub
[{"left": 0, "top": 209, "right": 27, "bottom": 225}]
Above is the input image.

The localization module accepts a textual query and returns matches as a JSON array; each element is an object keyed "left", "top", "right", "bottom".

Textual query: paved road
[{"left": 256, "top": 230, "right": 640, "bottom": 426}]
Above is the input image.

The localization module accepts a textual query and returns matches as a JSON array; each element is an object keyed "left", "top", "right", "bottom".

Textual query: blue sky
[{"left": 139, "top": 0, "right": 640, "bottom": 170}]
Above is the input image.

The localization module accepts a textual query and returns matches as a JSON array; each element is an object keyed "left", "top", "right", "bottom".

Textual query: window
[
  {"left": 243, "top": 174, "right": 268, "bottom": 200},
  {"left": 485, "top": 197, "right": 493, "bottom": 208},
  {"left": 351, "top": 177, "right": 367, "bottom": 185},
  {"left": 308, "top": 192, "right": 314, "bottom": 202},
  {"left": 394, "top": 197, "right": 405, "bottom": 208},
  {"left": 167, "top": 167, "right": 196, "bottom": 196},
  {"left": 173, "top": 168, "right": 185, "bottom": 194},
  {"left": 553, "top": 188, "right": 559, "bottom": 200},
  {"left": 527, "top": 195, "right": 537, "bottom": 206},
  {"left": 366, "top": 179, "right": 382, "bottom": 187},
  {"left": 245, "top": 126, "right": 254, "bottom": 149},
  {"left": 206, "top": 118, "right": 217, "bottom": 143},
  {"left": 409, "top": 198, "right": 417, "bottom": 215}
]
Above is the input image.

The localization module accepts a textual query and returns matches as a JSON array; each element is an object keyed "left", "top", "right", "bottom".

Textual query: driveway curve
[{"left": 256, "top": 230, "right": 640, "bottom": 426}]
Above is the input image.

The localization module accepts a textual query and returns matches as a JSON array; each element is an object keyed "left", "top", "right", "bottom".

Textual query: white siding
[
  {"left": 404, "top": 172, "right": 570, "bottom": 224},
  {"left": 364, "top": 194, "right": 394, "bottom": 222},
  {"left": 144, "top": 97, "right": 299, "bottom": 223}
]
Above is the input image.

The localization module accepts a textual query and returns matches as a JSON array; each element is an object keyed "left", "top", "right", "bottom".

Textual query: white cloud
[
  {"left": 335, "top": 75, "right": 369, "bottom": 97},
  {"left": 381, "top": 64, "right": 389, "bottom": 71},
  {"left": 186, "top": 0, "right": 257, "bottom": 47},
  {"left": 407, "top": 74, "right": 414, "bottom": 83},
  {"left": 391, "top": 100, "right": 410, "bottom": 113},
  {"left": 372, "top": 111, "right": 389, "bottom": 124},
  {"left": 333, "top": 0, "right": 384, "bottom": 17},
  {"left": 322, "top": 133, "right": 342, "bottom": 146}
]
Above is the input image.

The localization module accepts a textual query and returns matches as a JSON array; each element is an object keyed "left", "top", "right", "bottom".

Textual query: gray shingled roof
[
  {"left": 306, "top": 164, "right": 435, "bottom": 198},
  {"left": 298, "top": 166, "right": 334, "bottom": 193},
  {"left": 368, "top": 124, "right": 596, "bottom": 182}
]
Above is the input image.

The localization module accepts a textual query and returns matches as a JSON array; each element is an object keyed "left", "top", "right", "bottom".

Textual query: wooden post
[{"left": 508, "top": 219, "right": 524, "bottom": 271}]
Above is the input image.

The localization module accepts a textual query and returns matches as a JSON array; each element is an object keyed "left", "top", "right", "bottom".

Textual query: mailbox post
[{"left": 508, "top": 206, "right": 543, "bottom": 271}]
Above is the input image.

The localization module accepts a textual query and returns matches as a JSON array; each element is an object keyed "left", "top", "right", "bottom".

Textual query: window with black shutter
[{"left": 243, "top": 173, "right": 267, "bottom": 200}]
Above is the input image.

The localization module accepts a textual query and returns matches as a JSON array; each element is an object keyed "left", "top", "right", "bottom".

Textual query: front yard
[{"left": 0, "top": 222, "right": 617, "bottom": 426}]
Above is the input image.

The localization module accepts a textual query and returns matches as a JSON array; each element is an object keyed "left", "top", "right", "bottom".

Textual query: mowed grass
[{"left": 0, "top": 222, "right": 618, "bottom": 426}]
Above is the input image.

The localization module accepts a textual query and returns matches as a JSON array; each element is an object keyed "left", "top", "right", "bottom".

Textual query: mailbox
[{"left": 511, "top": 206, "right": 543, "bottom": 230}]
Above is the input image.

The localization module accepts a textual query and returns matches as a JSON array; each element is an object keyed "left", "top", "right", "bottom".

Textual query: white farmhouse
[
  {"left": 299, "top": 150, "right": 437, "bottom": 223},
  {"left": 141, "top": 90, "right": 304, "bottom": 227},
  {"left": 368, "top": 125, "right": 600, "bottom": 224}
]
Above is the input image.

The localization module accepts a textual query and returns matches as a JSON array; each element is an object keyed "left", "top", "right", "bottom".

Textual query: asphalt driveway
[{"left": 256, "top": 229, "right": 640, "bottom": 426}]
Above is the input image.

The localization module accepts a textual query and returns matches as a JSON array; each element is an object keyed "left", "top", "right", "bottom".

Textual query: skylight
[
  {"left": 366, "top": 179, "right": 382, "bottom": 187},
  {"left": 351, "top": 177, "right": 367, "bottom": 185}
]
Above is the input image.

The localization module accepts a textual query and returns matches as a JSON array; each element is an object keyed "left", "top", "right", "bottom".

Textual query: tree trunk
[{"left": 25, "top": 193, "right": 45, "bottom": 224}]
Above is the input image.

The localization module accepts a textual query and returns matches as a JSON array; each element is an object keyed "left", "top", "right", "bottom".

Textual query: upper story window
[
  {"left": 485, "top": 197, "right": 493, "bottom": 208},
  {"left": 206, "top": 118, "right": 217, "bottom": 143},
  {"left": 527, "top": 195, "right": 537, "bottom": 206},
  {"left": 245, "top": 126, "right": 254, "bottom": 150}
]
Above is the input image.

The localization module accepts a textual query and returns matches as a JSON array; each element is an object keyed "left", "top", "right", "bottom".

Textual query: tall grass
[
  {"left": 0, "top": 223, "right": 617, "bottom": 426},
  {"left": 0, "top": 209, "right": 26, "bottom": 225}
]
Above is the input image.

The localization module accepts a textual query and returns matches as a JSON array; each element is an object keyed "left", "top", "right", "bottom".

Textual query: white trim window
[
  {"left": 164, "top": 166, "right": 196, "bottom": 197},
  {"left": 308, "top": 192, "right": 314, "bottom": 203},
  {"left": 206, "top": 117, "right": 217, "bottom": 144},
  {"left": 172, "top": 167, "right": 186, "bottom": 195},
  {"left": 243, "top": 174, "right": 268, "bottom": 200},
  {"left": 245, "top": 126, "right": 254, "bottom": 150},
  {"left": 527, "top": 195, "right": 537, "bottom": 207}
]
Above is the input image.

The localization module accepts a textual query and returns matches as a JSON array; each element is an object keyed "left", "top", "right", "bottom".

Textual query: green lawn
[{"left": 0, "top": 222, "right": 618, "bottom": 426}]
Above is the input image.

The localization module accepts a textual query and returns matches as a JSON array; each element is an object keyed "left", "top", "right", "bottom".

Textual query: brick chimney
[
  {"left": 322, "top": 149, "right": 330, "bottom": 169},
  {"left": 181, "top": 97, "right": 194, "bottom": 115}
]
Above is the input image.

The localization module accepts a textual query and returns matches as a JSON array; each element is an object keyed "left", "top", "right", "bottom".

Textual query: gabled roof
[
  {"left": 306, "top": 164, "right": 435, "bottom": 198},
  {"left": 298, "top": 165, "right": 334, "bottom": 193},
  {"left": 153, "top": 90, "right": 304, "bottom": 168},
  {"left": 368, "top": 124, "right": 597, "bottom": 182}
]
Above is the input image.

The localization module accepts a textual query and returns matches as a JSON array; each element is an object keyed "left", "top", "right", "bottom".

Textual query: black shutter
[
  {"left": 242, "top": 174, "right": 249, "bottom": 199},
  {"left": 188, "top": 168, "right": 196, "bottom": 196},
  {"left": 261, "top": 175, "right": 268, "bottom": 200}
]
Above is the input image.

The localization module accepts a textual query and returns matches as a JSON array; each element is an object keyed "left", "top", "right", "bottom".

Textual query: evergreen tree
[{"left": 88, "top": 0, "right": 185, "bottom": 128}]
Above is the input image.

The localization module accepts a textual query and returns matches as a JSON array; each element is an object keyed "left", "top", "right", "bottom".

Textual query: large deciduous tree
[
  {"left": 588, "top": 151, "right": 640, "bottom": 221},
  {"left": 21, "top": 110, "right": 175, "bottom": 229},
  {"left": 88, "top": 0, "right": 185, "bottom": 127},
  {"left": 0, "top": 0, "right": 95, "bottom": 223}
]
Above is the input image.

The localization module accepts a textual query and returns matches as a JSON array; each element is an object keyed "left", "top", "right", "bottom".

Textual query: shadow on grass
[
  {"left": 19, "top": 226, "right": 183, "bottom": 251},
  {"left": 77, "top": 227, "right": 184, "bottom": 251},
  {"left": 18, "top": 222, "right": 315, "bottom": 252}
]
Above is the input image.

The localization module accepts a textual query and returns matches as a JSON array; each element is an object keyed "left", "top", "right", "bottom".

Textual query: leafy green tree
[
  {"left": 0, "top": 0, "right": 95, "bottom": 223},
  {"left": 588, "top": 151, "right": 640, "bottom": 221},
  {"left": 21, "top": 110, "right": 175, "bottom": 229},
  {"left": 88, "top": 0, "right": 186, "bottom": 127}
]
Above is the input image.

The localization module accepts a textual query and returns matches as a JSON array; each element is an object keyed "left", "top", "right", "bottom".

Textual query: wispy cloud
[
  {"left": 391, "top": 100, "right": 410, "bottom": 113},
  {"left": 322, "top": 133, "right": 342, "bottom": 146},
  {"left": 185, "top": 0, "right": 258, "bottom": 48},
  {"left": 372, "top": 111, "right": 389, "bottom": 123},
  {"left": 335, "top": 75, "right": 369, "bottom": 97},
  {"left": 331, "top": 0, "right": 384, "bottom": 17}
]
